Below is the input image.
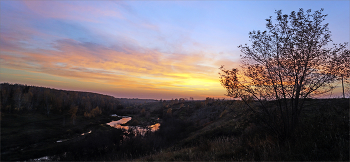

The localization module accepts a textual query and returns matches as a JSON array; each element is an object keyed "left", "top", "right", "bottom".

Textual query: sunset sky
[{"left": 0, "top": 1, "right": 349, "bottom": 100}]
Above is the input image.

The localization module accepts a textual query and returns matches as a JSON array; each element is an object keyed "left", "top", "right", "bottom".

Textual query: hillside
[
  {"left": 1, "top": 83, "right": 349, "bottom": 161},
  {"left": 136, "top": 98, "right": 349, "bottom": 161}
]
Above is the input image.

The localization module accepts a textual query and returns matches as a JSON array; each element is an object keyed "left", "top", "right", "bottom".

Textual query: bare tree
[
  {"left": 331, "top": 45, "right": 350, "bottom": 98},
  {"left": 219, "top": 8, "right": 349, "bottom": 141}
]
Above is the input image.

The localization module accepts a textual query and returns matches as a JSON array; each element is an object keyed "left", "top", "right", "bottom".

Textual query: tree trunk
[{"left": 342, "top": 76, "right": 345, "bottom": 98}]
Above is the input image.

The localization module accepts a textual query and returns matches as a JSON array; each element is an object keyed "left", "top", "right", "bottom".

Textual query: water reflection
[
  {"left": 56, "top": 139, "right": 68, "bottom": 143},
  {"left": 56, "top": 130, "right": 91, "bottom": 143},
  {"left": 33, "top": 156, "right": 50, "bottom": 161},
  {"left": 81, "top": 130, "right": 92, "bottom": 136},
  {"left": 106, "top": 115, "right": 160, "bottom": 135}
]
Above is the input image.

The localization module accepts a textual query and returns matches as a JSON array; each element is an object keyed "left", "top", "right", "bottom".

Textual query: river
[
  {"left": 32, "top": 115, "right": 160, "bottom": 161},
  {"left": 107, "top": 114, "right": 160, "bottom": 135}
]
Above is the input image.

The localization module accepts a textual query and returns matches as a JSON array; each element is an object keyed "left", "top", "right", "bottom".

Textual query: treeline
[{"left": 0, "top": 83, "right": 122, "bottom": 116}]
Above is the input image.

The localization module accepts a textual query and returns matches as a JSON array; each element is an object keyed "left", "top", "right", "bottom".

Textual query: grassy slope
[{"left": 136, "top": 98, "right": 349, "bottom": 161}]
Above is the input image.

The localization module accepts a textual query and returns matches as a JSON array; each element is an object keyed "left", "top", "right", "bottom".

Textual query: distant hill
[{"left": 0, "top": 83, "right": 122, "bottom": 116}]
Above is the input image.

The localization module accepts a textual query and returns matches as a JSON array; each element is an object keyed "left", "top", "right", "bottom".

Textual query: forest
[{"left": 0, "top": 83, "right": 122, "bottom": 117}]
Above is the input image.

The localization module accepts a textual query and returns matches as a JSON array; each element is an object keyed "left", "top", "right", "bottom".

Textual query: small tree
[
  {"left": 13, "top": 87, "right": 22, "bottom": 112},
  {"left": 69, "top": 104, "right": 78, "bottom": 125},
  {"left": 166, "top": 108, "right": 172, "bottom": 118},
  {"left": 219, "top": 8, "right": 349, "bottom": 141},
  {"left": 44, "top": 89, "right": 52, "bottom": 116}
]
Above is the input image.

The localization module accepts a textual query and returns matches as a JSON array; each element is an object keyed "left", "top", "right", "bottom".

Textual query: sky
[{"left": 0, "top": 0, "right": 349, "bottom": 100}]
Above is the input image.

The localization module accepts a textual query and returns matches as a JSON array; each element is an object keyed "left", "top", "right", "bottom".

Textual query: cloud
[
  {"left": 1, "top": 34, "right": 226, "bottom": 91},
  {"left": 23, "top": 77, "right": 68, "bottom": 83},
  {"left": 0, "top": 1, "right": 235, "bottom": 99}
]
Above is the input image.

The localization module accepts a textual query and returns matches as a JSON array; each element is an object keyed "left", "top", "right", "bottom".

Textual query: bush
[
  {"left": 62, "top": 128, "right": 125, "bottom": 160},
  {"left": 84, "top": 106, "right": 102, "bottom": 118}
]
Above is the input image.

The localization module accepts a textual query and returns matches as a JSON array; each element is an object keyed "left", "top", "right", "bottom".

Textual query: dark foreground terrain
[{"left": 1, "top": 83, "right": 349, "bottom": 161}]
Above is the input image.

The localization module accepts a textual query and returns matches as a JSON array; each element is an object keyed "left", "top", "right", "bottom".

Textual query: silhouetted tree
[
  {"left": 331, "top": 45, "right": 350, "bottom": 98},
  {"left": 23, "top": 89, "right": 33, "bottom": 111},
  {"left": 43, "top": 89, "right": 53, "bottom": 116},
  {"left": 13, "top": 86, "right": 22, "bottom": 111},
  {"left": 0, "top": 84, "right": 10, "bottom": 112},
  {"left": 219, "top": 8, "right": 349, "bottom": 141},
  {"left": 69, "top": 104, "right": 78, "bottom": 125}
]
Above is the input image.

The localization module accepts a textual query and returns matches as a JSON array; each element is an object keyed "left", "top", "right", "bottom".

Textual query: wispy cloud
[
  {"left": 1, "top": 36, "right": 228, "bottom": 90},
  {"left": 23, "top": 77, "right": 68, "bottom": 83}
]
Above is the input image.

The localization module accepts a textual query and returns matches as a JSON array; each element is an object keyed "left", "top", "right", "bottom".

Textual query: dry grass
[{"left": 137, "top": 98, "right": 349, "bottom": 161}]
